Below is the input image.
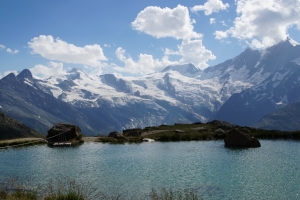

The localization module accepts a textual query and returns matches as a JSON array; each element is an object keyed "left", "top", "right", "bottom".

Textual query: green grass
[
  {"left": 0, "top": 178, "right": 100, "bottom": 200},
  {"left": 0, "top": 140, "right": 47, "bottom": 148},
  {"left": 0, "top": 178, "right": 204, "bottom": 200},
  {"left": 96, "top": 121, "right": 300, "bottom": 144}
]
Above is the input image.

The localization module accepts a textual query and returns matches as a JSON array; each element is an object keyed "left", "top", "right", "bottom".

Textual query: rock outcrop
[
  {"left": 47, "top": 123, "right": 81, "bottom": 142},
  {"left": 224, "top": 129, "right": 261, "bottom": 147},
  {"left": 108, "top": 131, "right": 126, "bottom": 140}
]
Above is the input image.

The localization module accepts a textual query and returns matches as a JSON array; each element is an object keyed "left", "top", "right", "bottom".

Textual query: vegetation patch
[
  {"left": 0, "top": 140, "right": 47, "bottom": 149},
  {"left": 97, "top": 120, "right": 300, "bottom": 144},
  {"left": 0, "top": 178, "right": 204, "bottom": 200}
]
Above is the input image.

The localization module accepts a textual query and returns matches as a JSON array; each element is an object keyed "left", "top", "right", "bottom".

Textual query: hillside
[
  {"left": 254, "top": 102, "right": 300, "bottom": 131},
  {"left": 0, "top": 110, "right": 43, "bottom": 140},
  {"left": 214, "top": 39, "right": 300, "bottom": 126}
]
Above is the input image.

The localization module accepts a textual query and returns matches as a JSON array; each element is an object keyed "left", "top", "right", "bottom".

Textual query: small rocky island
[
  {"left": 224, "top": 129, "right": 261, "bottom": 148},
  {"left": 47, "top": 123, "right": 83, "bottom": 146}
]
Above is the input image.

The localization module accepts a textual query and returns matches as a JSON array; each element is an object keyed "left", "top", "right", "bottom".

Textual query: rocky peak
[
  {"left": 0, "top": 73, "right": 17, "bottom": 84},
  {"left": 16, "top": 69, "right": 33, "bottom": 81},
  {"left": 66, "top": 68, "right": 88, "bottom": 80},
  {"left": 162, "top": 63, "right": 201, "bottom": 76}
]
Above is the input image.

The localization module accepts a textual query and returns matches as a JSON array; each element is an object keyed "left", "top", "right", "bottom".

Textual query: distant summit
[
  {"left": 17, "top": 69, "right": 33, "bottom": 81},
  {"left": 162, "top": 63, "right": 201, "bottom": 76}
]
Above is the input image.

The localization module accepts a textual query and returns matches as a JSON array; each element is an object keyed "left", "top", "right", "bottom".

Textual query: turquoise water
[{"left": 0, "top": 140, "right": 300, "bottom": 199}]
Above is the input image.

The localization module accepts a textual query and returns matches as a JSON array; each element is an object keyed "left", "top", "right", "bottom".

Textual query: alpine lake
[{"left": 0, "top": 140, "right": 299, "bottom": 199}]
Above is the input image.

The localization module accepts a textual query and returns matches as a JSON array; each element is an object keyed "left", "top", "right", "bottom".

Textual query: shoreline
[
  {"left": 0, "top": 137, "right": 47, "bottom": 148},
  {"left": 0, "top": 137, "right": 100, "bottom": 149}
]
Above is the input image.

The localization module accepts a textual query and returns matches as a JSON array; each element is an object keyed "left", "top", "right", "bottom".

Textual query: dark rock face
[
  {"left": 108, "top": 131, "right": 125, "bottom": 140},
  {"left": 47, "top": 123, "right": 81, "bottom": 142},
  {"left": 224, "top": 129, "right": 261, "bottom": 148},
  {"left": 0, "top": 111, "right": 43, "bottom": 140}
]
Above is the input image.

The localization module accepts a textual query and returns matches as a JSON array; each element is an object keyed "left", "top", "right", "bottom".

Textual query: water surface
[{"left": 0, "top": 140, "right": 299, "bottom": 199}]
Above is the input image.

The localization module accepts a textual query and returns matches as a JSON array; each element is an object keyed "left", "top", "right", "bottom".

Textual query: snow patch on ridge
[
  {"left": 293, "top": 57, "right": 300, "bottom": 65},
  {"left": 288, "top": 37, "right": 299, "bottom": 46}
]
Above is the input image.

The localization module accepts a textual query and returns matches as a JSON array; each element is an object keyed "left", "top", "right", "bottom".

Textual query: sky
[{"left": 1, "top": 0, "right": 300, "bottom": 79}]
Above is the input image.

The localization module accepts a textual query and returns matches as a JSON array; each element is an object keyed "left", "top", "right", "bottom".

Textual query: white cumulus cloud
[
  {"left": 0, "top": 44, "right": 19, "bottom": 54},
  {"left": 30, "top": 62, "right": 66, "bottom": 79},
  {"left": 28, "top": 35, "right": 107, "bottom": 67},
  {"left": 6, "top": 48, "right": 19, "bottom": 54},
  {"left": 215, "top": 0, "right": 300, "bottom": 48},
  {"left": 114, "top": 38, "right": 216, "bottom": 75},
  {"left": 166, "top": 39, "right": 216, "bottom": 69},
  {"left": 113, "top": 47, "right": 176, "bottom": 75},
  {"left": 132, "top": 5, "right": 201, "bottom": 40},
  {"left": 191, "top": 0, "right": 229, "bottom": 15},
  {"left": 210, "top": 18, "right": 216, "bottom": 24}
]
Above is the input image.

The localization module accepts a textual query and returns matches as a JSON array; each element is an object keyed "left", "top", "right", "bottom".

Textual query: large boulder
[
  {"left": 47, "top": 123, "right": 81, "bottom": 142},
  {"left": 108, "top": 131, "right": 126, "bottom": 140},
  {"left": 224, "top": 129, "right": 261, "bottom": 147}
]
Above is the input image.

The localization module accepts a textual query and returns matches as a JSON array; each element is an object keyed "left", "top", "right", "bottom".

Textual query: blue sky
[{"left": 1, "top": 0, "right": 300, "bottom": 78}]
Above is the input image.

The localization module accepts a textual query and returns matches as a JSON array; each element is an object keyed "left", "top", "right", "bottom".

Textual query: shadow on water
[{"left": 224, "top": 144, "right": 261, "bottom": 150}]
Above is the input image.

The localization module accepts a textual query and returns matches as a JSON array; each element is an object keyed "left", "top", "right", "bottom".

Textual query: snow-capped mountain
[
  {"left": 1, "top": 38, "right": 299, "bottom": 134},
  {"left": 34, "top": 62, "right": 254, "bottom": 124},
  {"left": 215, "top": 39, "right": 300, "bottom": 126}
]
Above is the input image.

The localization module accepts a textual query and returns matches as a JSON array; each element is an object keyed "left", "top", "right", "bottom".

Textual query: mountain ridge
[{"left": 1, "top": 38, "right": 300, "bottom": 134}]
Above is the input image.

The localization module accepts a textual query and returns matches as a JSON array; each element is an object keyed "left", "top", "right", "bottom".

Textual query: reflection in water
[{"left": 0, "top": 140, "right": 300, "bottom": 199}]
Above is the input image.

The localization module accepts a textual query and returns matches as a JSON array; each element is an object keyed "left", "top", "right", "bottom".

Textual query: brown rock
[
  {"left": 108, "top": 131, "right": 126, "bottom": 140},
  {"left": 47, "top": 123, "right": 81, "bottom": 142},
  {"left": 224, "top": 129, "right": 261, "bottom": 147}
]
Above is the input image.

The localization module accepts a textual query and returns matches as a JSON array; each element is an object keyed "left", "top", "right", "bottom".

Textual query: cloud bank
[
  {"left": 28, "top": 35, "right": 107, "bottom": 67},
  {"left": 123, "top": 4, "right": 216, "bottom": 74},
  {"left": 30, "top": 62, "right": 66, "bottom": 79},
  {"left": 113, "top": 47, "right": 176, "bottom": 75},
  {"left": 215, "top": 0, "right": 300, "bottom": 48}
]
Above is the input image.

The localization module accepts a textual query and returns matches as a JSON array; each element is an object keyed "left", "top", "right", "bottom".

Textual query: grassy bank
[
  {"left": 0, "top": 138, "right": 47, "bottom": 149},
  {"left": 0, "top": 178, "right": 202, "bottom": 200},
  {"left": 98, "top": 120, "right": 300, "bottom": 144}
]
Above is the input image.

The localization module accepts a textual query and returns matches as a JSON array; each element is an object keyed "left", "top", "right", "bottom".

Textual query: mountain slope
[
  {"left": 214, "top": 40, "right": 300, "bottom": 126},
  {"left": 0, "top": 110, "right": 43, "bottom": 140},
  {"left": 0, "top": 71, "right": 108, "bottom": 135},
  {"left": 254, "top": 102, "right": 300, "bottom": 131}
]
